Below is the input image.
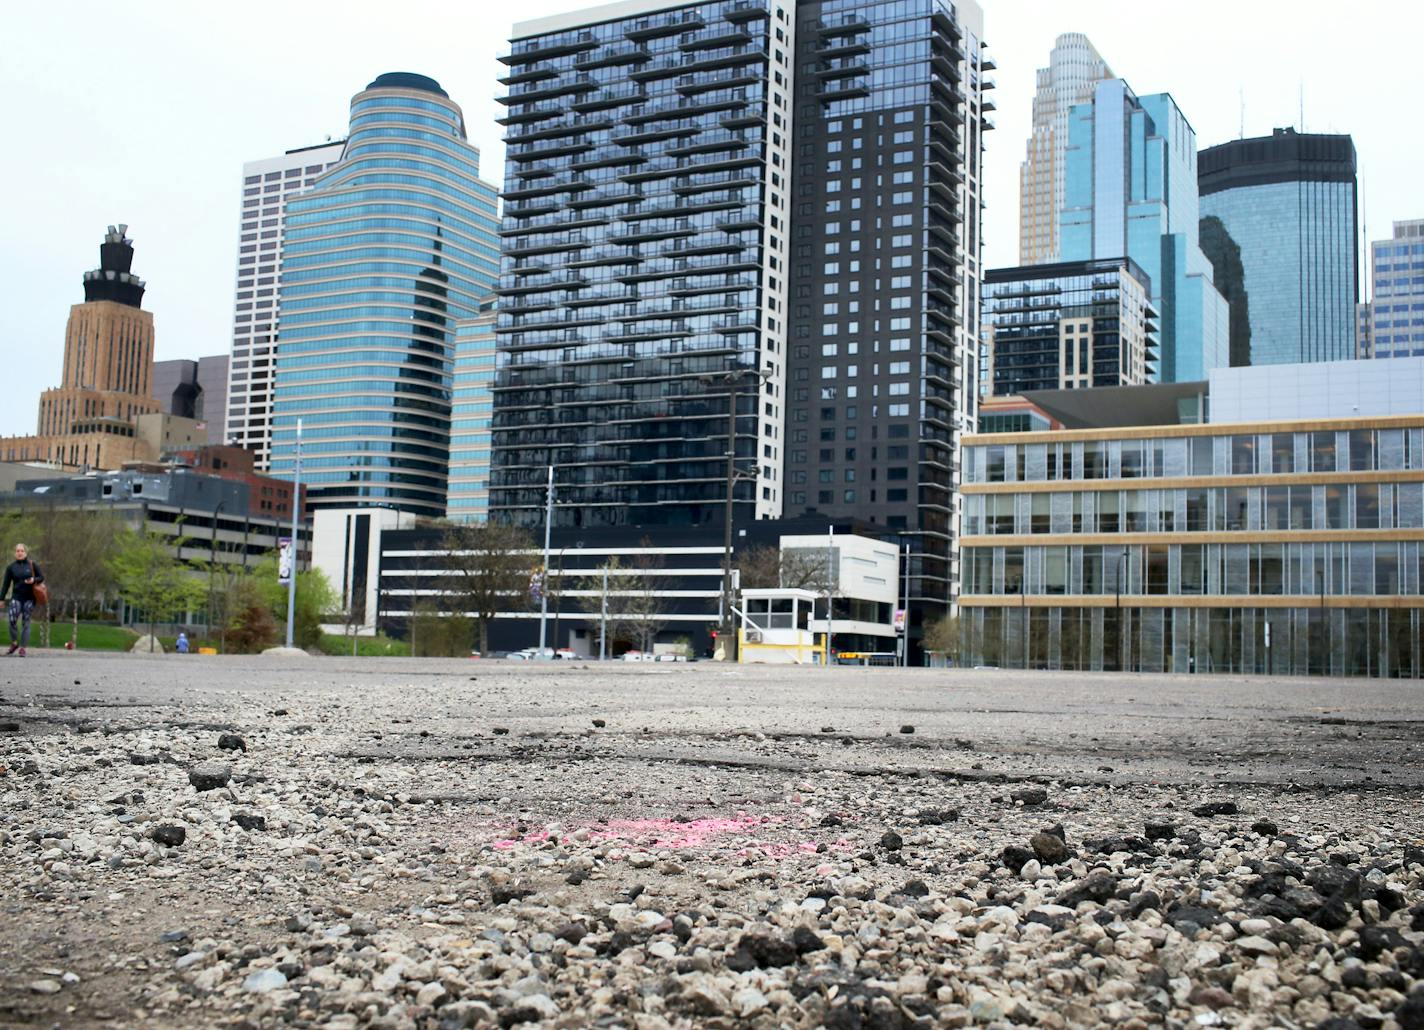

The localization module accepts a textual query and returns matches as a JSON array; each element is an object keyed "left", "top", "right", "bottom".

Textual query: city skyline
[{"left": 1, "top": 0, "right": 1416, "bottom": 436}]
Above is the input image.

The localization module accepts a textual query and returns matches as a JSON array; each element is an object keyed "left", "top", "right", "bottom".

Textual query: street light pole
[
  {"left": 538, "top": 465, "right": 553, "bottom": 654},
  {"left": 284, "top": 419, "right": 303, "bottom": 650},
  {"left": 703, "top": 366, "right": 770, "bottom": 662},
  {"left": 209, "top": 499, "right": 225, "bottom": 647},
  {"left": 1115, "top": 546, "right": 1128, "bottom": 671}
]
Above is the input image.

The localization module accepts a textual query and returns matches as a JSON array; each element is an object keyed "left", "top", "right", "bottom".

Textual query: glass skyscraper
[
  {"left": 269, "top": 74, "right": 500, "bottom": 519},
  {"left": 490, "top": 0, "right": 796, "bottom": 530},
  {"left": 1198, "top": 128, "right": 1358, "bottom": 366},
  {"left": 1059, "top": 80, "right": 1228, "bottom": 383},
  {"left": 447, "top": 295, "right": 498, "bottom": 521}
]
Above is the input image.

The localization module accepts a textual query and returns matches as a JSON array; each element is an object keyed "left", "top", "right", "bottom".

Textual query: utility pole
[
  {"left": 825, "top": 524, "right": 835, "bottom": 666},
  {"left": 538, "top": 465, "right": 553, "bottom": 654},
  {"left": 284, "top": 420, "right": 303, "bottom": 650},
  {"left": 600, "top": 564, "right": 608, "bottom": 661},
  {"left": 900, "top": 541, "right": 910, "bottom": 667}
]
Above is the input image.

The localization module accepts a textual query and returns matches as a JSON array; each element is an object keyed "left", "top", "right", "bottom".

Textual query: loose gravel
[{"left": 1, "top": 654, "right": 1421, "bottom": 1028}]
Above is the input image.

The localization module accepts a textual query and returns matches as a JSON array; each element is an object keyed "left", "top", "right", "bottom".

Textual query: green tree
[
  {"left": 440, "top": 521, "right": 533, "bottom": 655},
  {"left": 252, "top": 553, "right": 336, "bottom": 650},
  {"left": 224, "top": 575, "right": 280, "bottom": 654},
  {"left": 107, "top": 527, "right": 208, "bottom": 651}
]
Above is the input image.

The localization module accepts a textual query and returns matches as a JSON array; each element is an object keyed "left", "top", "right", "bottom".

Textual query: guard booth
[{"left": 738, "top": 588, "right": 825, "bottom": 665}]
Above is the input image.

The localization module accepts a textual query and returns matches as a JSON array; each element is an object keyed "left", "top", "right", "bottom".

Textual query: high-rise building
[
  {"left": 1018, "top": 33, "right": 1113, "bottom": 266},
  {"left": 224, "top": 141, "right": 345, "bottom": 468},
  {"left": 982, "top": 257, "right": 1157, "bottom": 396},
  {"left": 152, "top": 355, "right": 230, "bottom": 446},
  {"left": 0, "top": 226, "right": 167, "bottom": 470},
  {"left": 268, "top": 73, "right": 501, "bottom": 519},
  {"left": 1357, "top": 301, "right": 1373, "bottom": 359},
  {"left": 1060, "top": 80, "right": 1229, "bottom": 383},
  {"left": 783, "top": 0, "right": 990, "bottom": 614},
  {"left": 489, "top": 0, "right": 990, "bottom": 625},
  {"left": 447, "top": 295, "right": 498, "bottom": 522},
  {"left": 489, "top": 0, "right": 797, "bottom": 530},
  {"left": 1198, "top": 128, "right": 1358, "bottom": 366},
  {"left": 1366, "top": 219, "right": 1424, "bottom": 358}
]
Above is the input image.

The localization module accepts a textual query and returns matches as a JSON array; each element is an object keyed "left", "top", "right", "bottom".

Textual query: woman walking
[{"left": 3, "top": 542, "right": 44, "bottom": 657}]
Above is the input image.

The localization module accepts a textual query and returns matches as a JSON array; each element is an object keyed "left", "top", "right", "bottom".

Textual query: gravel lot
[{"left": 1, "top": 654, "right": 1421, "bottom": 1028}]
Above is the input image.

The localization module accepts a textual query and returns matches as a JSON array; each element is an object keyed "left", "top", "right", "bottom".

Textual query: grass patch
[
  {"left": 33, "top": 622, "right": 140, "bottom": 651},
  {"left": 317, "top": 633, "right": 412, "bottom": 657}
]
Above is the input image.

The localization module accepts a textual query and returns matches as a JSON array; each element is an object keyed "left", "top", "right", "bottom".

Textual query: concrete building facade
[
  {"left": 1366, "top": 219, "right": 1424, "bottom": 359},
  {"left": 224, "top": 141, "right": 346, "bottom": 467}
]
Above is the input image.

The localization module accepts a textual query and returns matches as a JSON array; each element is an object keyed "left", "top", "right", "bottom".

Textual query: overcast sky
[{"left": 1, "top": 0, "right": 1413, "bottom": 437}]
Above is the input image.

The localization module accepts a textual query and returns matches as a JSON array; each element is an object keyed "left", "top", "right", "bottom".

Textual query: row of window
[
  {"left": 965, "top": 427, "right": 1424, "bottom": 482},
  {"left": 963, "top": 481, "right": 1424, "bottom": 535},
  {"left": 962, "top": 541, "right": 1424, "bottom": 597}
]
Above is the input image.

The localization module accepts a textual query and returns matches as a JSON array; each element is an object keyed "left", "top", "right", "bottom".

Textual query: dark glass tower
[
  {"left": 782, "top": 0, "right": 990, "bottom": 619},
  {"left": 489, "top": 0, "right": 795, "bottom": 530},
  {"left": 1198, "top": 128, "right": 1358, "bottom": 366}
]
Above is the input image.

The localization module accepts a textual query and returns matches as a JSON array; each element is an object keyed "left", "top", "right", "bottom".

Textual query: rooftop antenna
[{"left": 1298, "top": 80, "right": 1304, "bottom": 132}]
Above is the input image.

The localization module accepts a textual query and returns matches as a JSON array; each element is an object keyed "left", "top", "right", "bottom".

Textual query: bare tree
[
  {"left": 738, "top": 544, "right": 830, "bottom": 593},
  {"left": 31, "top": 508, "right": 122, "bottom": 646},
  {"left": 922, "top": 613, "right": 963, "bottom": 664},
  {"left": 571, "top": 549, "right": 666, "bottom": 654},
  {"left": 440, "top": 521, "right": 534, "bottom": 654}
]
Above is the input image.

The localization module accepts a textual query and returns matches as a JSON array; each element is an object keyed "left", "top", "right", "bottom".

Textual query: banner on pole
[
  {"left": 893, "top": 608, "right": 906, "bottom": 632},
  {"left": 278, "top": 537, "right": 294, "bottom": 586}
]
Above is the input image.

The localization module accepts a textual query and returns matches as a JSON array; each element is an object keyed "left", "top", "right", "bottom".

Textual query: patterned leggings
[{"left": 8, "top": 599, "right": 34, "bottom": 647}]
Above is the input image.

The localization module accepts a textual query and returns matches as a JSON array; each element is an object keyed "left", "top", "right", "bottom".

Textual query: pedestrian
[
  {"left": 3, "top": 542, "right": 45, "bottom": 658},
  {"left": 176, "top": 631, "right": 190, "bottom": 654}
]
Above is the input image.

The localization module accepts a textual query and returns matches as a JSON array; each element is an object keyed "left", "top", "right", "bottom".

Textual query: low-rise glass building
[{"left": 958, "top": 414, "right": 1424, "bottom": 677}]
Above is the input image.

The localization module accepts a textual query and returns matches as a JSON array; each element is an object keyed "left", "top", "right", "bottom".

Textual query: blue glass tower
[
  {"left": 1060, "top": 79, "right": 1228, "bottom": 383},
  {"left": 1198, "top": 128, "right": 1358, "bottom": 366},
  {"left": 270, "top": 73, "right": 501, "bottom": 518}
]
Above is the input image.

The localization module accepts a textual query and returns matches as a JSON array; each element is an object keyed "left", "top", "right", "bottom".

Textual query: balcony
[
  {"left": 818, "top": 14, "right": 870, "bottom": 36},
  {"left": 814, "top": 38, "right": 870, "bottom": 59},
  {"left": 671, "top": 170, "right": 760, "bottom": 194},
  {"left": 611, "top": 122, "right": 699, "bottom": 146},
  {"left": 499, "top": 32, "right": 598, "bottom": 66},
  {"left": 499, "top": 213, "right": 608, "bottom": 238},
  {"left": 814, "top": 81, "right": 871, "bottom": 102},
  {"left": 571, "top": 151, "right": 646, "bottom": 172},
  {"left": 503, "top": 199, "right": 560, "bottom": 219},
  {"left": 497, "top": 75, "right": 597, "bottom": 106},
  {"left": 660, "top": 238, "right": 745, "bottom": 258},
  {"left": 496, "top": 103, "right": 562, "bottom": 126},
  {"left": 502, "top": 176, "right": 593, "bottom": 201},
  {"left": 567, "top": 247, "right": 644, "bottom": 269},
  {"left": 571, "top": 85, "right": 647, "bottom": 113},
  {"left": 506, "top": 232, "right": 594, "bottom": 257},
  {"left": 618, "top": 192, "right": 744, "bottom": 220},
  {"left": 498, "top": 65, "right": 558, "bottom": 87},
  {"left": 506, "top": 139, "right": 593, "bottom": 163},
  {"left": 604, "top": 326, "right": 693, "bottom": 343},
  {"left": 625, "top": 11, "right": 705, "bottom": 41},
  {"left": 675, "top": 68, "right": 762, "bottom": 94},
  {"left": 673, "top": 44, "right": 766, "bottom": 74},
  {"left": 724, "top": 2, "right": 768, "bottom": 23},
  {"left": 608, "top": 221, "right": 696, "bottom": 244},
  {"left": 497, "top": 273, "right": 589, "bottom": 296},
  {"left": 815, "top": 59, "right": 869, "bottom": 78},
  {"left": 575, "top": 44, "right": 652, "bottom": 70},
  {"left": 666, "top": 130, "right": 750, "bottom": 157},
  {"left": 567, "top": 187, "right": 643, "bottom": 210},
  {"left": 496, "top": 310, "right": 605, "bottom": 333}
]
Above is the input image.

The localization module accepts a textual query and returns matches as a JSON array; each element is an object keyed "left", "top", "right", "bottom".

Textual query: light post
[
  {"left": 552, "top": 541, "right": 579, "bottom": 656},
  {"left": 1115, "top": 546, "right": 1128, "bottom": 671},
  {"left": 209, "top": 499, "right": 225, "bottom": 650},
  {"left": 537, "top": 465, "right": 553, "bottom": 655},
  {"left": 284, "top": 419, "right": 303, "bottom": 650},
  {"left": 1317, "top": 566, "right": 1326, "bottom": 674},
  {"left": 699, "top": 366, "right": 771, "bottom": 661}
]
